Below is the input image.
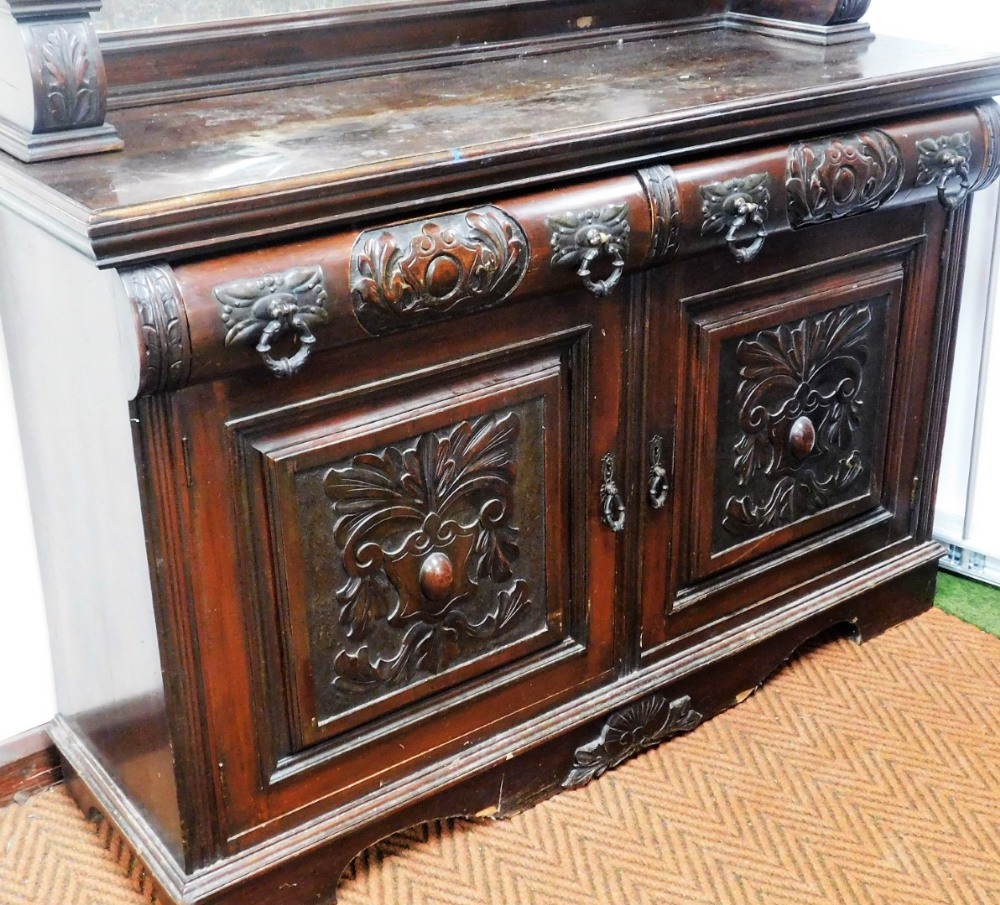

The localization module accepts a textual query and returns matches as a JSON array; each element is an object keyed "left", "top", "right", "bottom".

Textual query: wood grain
[{"left": 0, "top": 726, "right": 61, "bottom": 807}]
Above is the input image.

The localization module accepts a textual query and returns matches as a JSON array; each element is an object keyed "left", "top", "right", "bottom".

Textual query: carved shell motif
[
  {"left": 351, "top": 206, "right": 529, "bottom": 335},
  {"left": 563, "top": 694, "right": 703, "bottom": 788},
  {"left": 787, "top": 131, "right": 903, "bottom": 228}
]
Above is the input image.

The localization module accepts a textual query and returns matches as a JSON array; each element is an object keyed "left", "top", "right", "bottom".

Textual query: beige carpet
[{"left": 2, "top": 606, "right": 999, "bottom": 904}]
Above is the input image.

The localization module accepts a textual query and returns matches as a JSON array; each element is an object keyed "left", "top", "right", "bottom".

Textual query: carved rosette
[
  {"left": 323, "top": 413, "right": 535, "bottom": 692},
  {"left": 351, "top": 206, "right": 529, "bottom": 335},
  {"left": 787, "top": 131, "right": 903, "bottom": 228},
  {"left": 637, "top": 165, "right": 681, "bottom": 265},
  {"left": 562, "top": 694, "right": 702, "bottom": 789},
  {"left": 547, "top": 204, "right": 631, "bottom": 297},
  {"left": 700, "top": 174, "right": 771, "bottom": 263},
  {"left": 214, "top": 266, "right": 330, "bottom": 378},
  {"left": 124, "top": 265, "right": 191, "bottom": 396},
  {"left": 723, "top": 303, "right": 873, "bottom": 536},
  {"left": 916, "top": 133, "right": 974, "bottom": 210}
]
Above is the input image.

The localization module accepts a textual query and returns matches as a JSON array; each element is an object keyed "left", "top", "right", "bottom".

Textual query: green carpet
[{"left": 935, "top": 570, "right": 1000, "bottom": 639}]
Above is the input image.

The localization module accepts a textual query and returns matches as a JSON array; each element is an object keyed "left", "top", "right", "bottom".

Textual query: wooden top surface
[{"left": 5, "top": 26, "right": 1000, "bottom": 265}]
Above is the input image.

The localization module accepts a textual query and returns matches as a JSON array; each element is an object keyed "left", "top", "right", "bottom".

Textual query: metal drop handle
[
  {"left": 648, "top": 435, "right": 669, "bottom": 509},
  {"left": 600, "top": 452, "right": 626, "bottom": 533}
]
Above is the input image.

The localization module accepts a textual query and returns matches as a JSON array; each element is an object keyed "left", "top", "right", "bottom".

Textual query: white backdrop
[{"left": 0, "top": 0, "right": 998, "bottom": 742}]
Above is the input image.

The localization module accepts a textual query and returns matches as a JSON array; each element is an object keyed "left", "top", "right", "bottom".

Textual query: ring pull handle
[
  {"left": 935, "top": 152, "right": 971, "bottom": 209},
  {"left": 256, "top": 308, "right": 317, "bottom": 378},
  {"left": 648, "top": 435, "right": 670, "bottom": 509},
  {"left": 700, "top": 174, "right": 771, "bottom": 265},
  {"left": 724, "top": 199, "right": 767, "bottom": 263},
  {"left": 547, "top": 204, "right": 631, "bottom": 298},
  {"left": 917, "top": 134, "right": 973, "bottom": 211},
  {"left": 214, "top": 265, "right": 330, "bottom": 380},
  {"left": 577, "top": 239, "right": 627, "bottom": 297},
  {"left": 600, "top": 452, "right": 626, "bottom": 533}
]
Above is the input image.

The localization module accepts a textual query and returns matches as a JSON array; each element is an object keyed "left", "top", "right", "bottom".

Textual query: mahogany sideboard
[{"left": 2, "top": 2, "right": 1000, "bottom": 902}]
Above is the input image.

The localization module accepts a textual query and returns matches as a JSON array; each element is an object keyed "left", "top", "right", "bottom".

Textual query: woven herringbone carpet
[{"left": 2, "top": 606, "right": 999, "bottom": 905}]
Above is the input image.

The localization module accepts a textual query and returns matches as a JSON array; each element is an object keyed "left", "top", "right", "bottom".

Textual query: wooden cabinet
[{"left": 3, "top": 5, "right": 1000, "bottom": 904}]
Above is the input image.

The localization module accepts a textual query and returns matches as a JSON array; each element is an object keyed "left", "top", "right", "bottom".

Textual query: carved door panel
[
  {"left": 638, "top": 204, "right": 951, "bottom": 659},
  {"left": 247, "top": 364, "right": 571, "bottom": 750},
  {"left": 172, "top": 290, "right": 624, "bottom": 839}
]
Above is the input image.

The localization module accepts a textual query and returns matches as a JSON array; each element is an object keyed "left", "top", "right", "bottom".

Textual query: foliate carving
[
  {"left": 351, "top": 207, "right": 528, "bottom": 335},
  {"left": 916, "top": 133, "right": 973, "bottom": 210},
  {"left": 700, "top": 174, "right": 770, "bottom": 263},
  {"left": 33, "top": 23, "right": 102, "bottom": 131},
  {"left": 723, "top": 303, "right": 873, "bottom": 536},
  {"left": 637, "top": 166, "right": 680, "bottom": 264},
  {"left": 214, "top": 266, "right": 329, "bottom": 378},
  {"left": 562, "top": 694, "right": 702, "bottom": 789},
  {"left": 787, "top": 131, "right": 903, "bottom": 228},
  {"left": 547, "top": 204, "right": 630, "bottom": 297},
  {"left": 831, "top": 0, "right": 872, "bottom": 24},
  {"left": 323, "top": 413, "right": 534, "bottom": 691},
  {"left": 125, "top": 265, "right": 191, "bottom": 395}
]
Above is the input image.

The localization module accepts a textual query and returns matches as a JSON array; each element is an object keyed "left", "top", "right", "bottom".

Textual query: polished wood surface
[
  {"left": 2, "top": 29, "right": 1000, "bottom": 264},
  {"left": 0, "top": 726, "right": 61, "bottom": 807}
]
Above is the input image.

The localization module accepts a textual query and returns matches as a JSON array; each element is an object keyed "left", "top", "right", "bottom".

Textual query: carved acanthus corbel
[{"left": 0, "top": 1, "right": 121, "bottom": 162}]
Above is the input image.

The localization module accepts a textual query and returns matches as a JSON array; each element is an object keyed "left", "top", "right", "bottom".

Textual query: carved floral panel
[
  {"left": 711, "top": 299, "right": 889, "bottom": 552},
  {"left": 295, "top": 400, "right": 550, "bottom": 722}
]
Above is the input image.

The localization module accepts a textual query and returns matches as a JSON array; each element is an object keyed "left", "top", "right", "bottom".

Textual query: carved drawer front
[
  {"left": 684, "top": 264, "right": 903, "bottom": 581},
  {"left": 234, "top": 343, "right": 598, "bottom": 759}
]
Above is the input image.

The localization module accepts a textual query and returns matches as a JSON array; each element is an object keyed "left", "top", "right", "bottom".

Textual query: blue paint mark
[{"left": 450, "top": 148, "right": 463, "bottom": 162}]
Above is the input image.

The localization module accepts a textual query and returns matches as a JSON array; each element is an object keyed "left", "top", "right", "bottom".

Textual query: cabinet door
[
  {"left": 639, "top": 204, "right": 952, "bottom": 658},
  {"left": 167, "top": 290, "right": 624, "bottom": 843}
]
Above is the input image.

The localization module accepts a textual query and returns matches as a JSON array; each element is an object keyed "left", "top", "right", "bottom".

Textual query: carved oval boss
[
  {"left": 786, "top": 130, "right": 903, "bottom": 228},
  {"left": 350, "top": 206, "right": 529, "bottom": 335}
]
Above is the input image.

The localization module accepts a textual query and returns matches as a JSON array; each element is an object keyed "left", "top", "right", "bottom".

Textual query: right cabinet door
[{"left": 639, "top": 203, "right": 955, "bottom": 658}]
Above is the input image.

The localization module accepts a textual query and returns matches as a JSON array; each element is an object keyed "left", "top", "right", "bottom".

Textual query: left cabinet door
[{"left": 148, "top": 289, "right": 625, "bottom": 844}]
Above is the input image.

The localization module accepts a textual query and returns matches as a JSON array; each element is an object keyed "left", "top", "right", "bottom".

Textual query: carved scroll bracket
[
  {"left": 637, "top": 166, "right": 680, "bottom": 265},
  {"left": 0, "top": 5, "right": 122, "bottom": 162},
  {"left": 124, "top": 264, "right": 192, "bottom": 397}
]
